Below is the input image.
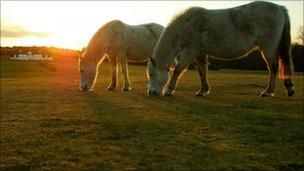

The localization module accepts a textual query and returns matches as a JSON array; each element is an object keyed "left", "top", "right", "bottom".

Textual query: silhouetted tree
[
  {"left": 296, "top": 26, "right": 304, "bottom": 45},
  {"left": 291, "top": 43, "right": 304, "bottom": 72}
]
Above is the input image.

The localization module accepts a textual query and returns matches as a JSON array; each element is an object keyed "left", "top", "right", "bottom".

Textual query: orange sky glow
[{"left": 1, "top": 1, "right": 303, "bottom": 50}]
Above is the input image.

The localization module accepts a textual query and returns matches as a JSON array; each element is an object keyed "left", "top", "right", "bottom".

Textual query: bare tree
[{"left": 297, "top": 26, "right": 304, "bottom": 45}]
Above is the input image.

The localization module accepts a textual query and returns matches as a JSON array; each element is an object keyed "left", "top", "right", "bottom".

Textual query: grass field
[{"left": 1, "top": 57, "right": 303, "bottom": 170}]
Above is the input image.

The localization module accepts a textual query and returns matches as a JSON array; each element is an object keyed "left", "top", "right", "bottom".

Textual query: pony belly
[
  {"left": 204, "top": 38, "right": 258, "bottom": 60},
  {"left": 207, "top": 48, "right": 255, "bottom": 60},
  {"left": 126, "top": 43, "right": 155, "bottom": 61},
  {"left": 126, "top": 50, "right": 151, "bottom": 61}
]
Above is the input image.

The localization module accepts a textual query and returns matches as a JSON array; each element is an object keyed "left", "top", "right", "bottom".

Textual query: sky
[{"left": 1, "top": 1, "right": 303, "bottom": 50}]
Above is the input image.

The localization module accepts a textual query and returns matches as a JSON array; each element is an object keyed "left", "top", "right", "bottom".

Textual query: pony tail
[
  {"left": 278, "top": 58, "right": 292, "bottom": 79},
  {"left": 278, "top": 7, "right": 293, "bottom": 79}
]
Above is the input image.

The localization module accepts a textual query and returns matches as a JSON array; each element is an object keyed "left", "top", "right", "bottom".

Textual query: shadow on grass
[
  {"left": 82, "top": 91, "right": 197, "bottom": 142},
  {"left": 81, "top": 90, "right": 304, "bottom": 170},
  {"left": 83, "top": 92, "right": 141, "bottom": 141},
  {"left": 81, "top": 91, "right": 253, "bottom": 169}
]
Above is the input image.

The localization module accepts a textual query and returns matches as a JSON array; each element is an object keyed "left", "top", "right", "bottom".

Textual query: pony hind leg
[
  {"left": 119, "top": 58, "right": 132, "bottom": 91},
  {"left": 261, "top": 52, "right": 295, "bottom": 97},
  {"left": 260, "top": 51, "right": 279, "bottom": 97},
  {"left": 106, "top": 56, "right": 118, "bottom": 91},
  {"left": 195, "top": 54, "right": 210, "bottom": 97},
  {"left": 278, "top": 42, "right": 295, "bottom": 97},
  {"left": 284, "top": 78, "right": 295, "bottom": 97}
]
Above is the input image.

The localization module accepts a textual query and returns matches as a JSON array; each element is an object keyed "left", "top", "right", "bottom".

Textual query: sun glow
[{"left": 1, "top": 1, "right": 303, "bottom": 50}]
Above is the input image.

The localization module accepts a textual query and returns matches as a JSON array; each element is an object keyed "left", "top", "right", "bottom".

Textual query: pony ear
[{"left": 149, "top": 56, "right": 156, "bottom": 66}]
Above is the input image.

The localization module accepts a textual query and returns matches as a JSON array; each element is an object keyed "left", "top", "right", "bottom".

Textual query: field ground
[{"left": 1, "top": 57, "right": 303, "bottom": 170}]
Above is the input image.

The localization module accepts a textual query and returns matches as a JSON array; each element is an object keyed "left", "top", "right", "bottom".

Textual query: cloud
[{"left": 1, "top": 25, "right": 50, "bottom": 38}]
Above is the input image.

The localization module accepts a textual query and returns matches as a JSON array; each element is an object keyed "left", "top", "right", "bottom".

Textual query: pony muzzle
[
  {"left": 148, "top": 90, "right": 163, "bottom": 97},
  {"left": 80, "top": 85, "right": 91, "bottom": 92}
]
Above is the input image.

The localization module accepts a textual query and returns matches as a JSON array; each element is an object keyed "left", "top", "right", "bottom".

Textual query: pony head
[
  {"left": 147, "top": 56, "right": 170, "bottom": 96},
  {"left": 78, "top": 52, "right": 98, "bottom": 92}
]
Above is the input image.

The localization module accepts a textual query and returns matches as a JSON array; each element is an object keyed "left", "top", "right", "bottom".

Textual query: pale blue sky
[{"left": 1, "top": 1, "right": 303, "bottom": 50}]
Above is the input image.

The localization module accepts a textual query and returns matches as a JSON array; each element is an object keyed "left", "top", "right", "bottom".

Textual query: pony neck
[
  {"left": 162, "top": 55, "right": 176, "bottom": 71},
  {"left": 155, "top": 27, "right": 181, "bottom": 72},
  {"left": 84, "top": 48, "right": 106, "bottom": 66}
]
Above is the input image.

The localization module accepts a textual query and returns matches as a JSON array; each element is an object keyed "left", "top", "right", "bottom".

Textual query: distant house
[{"left": 11, "top": 51, "right": 53, "bottom": 61}]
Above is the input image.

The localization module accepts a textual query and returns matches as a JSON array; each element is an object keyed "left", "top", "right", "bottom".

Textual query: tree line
[{"left": 0, "top": 46, "right": 80, "bottom": 60}]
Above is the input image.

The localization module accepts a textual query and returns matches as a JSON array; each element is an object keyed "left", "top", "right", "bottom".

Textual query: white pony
[
  {"left": 147, "top": 1, "right": 295, "bottom": 97},
  {"left": 79, "top": 20, "right": 164, "bottom": 91}
]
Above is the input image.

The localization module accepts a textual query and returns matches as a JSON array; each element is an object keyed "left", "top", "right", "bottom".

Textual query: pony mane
[
  {"left": 83, "top": 20, "right": 124, "bottom": 63},
  {"left": 87, "top": 20, "right": 123, "bottom": 48},
  {"left": 169, "top": 6, "right": 203, "bottom": 26},
  {"left": 98, "top": 20, "right": 123, "bottom": 33},
  {"left": 156, "top": 7, "right": 204, "bottom": 61},
  {"left": 161, "top": 7, "right": 204, "bottom": 47}
]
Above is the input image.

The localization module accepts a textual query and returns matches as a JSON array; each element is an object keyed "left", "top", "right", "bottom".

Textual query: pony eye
[{"left": 80, "top": 70, "right": 84, "bottom": 73}]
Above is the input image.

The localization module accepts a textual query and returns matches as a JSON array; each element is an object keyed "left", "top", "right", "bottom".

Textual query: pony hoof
[
  {"left": 195, "top": 91, "right": 209, "bottom": 97},
  {"left": 287, "top": 89, "right": 295, "bottom": 97},
  {"left": 195, "top": 93, "right": 206, "bottom": 97},
  {"left": 106, "top": 86, "right": 116, "bottom": 91},
  {"left": 260, "top": 93, "right": 269, "bottom": 97},
  {"left": 164, "top": 93, "right": 173, "bottom": 97},
  {"left": 122, "top": 87, "right": 132, "bottom": 91},
  {"left": 260, "top": 92, "right": 275, "bottom": 97}
]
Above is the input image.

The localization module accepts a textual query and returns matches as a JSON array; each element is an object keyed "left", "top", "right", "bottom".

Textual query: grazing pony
[
  {"left": 79, "top": 20, "right": 164, "bottom": 91},
  {"left": 147, "top": 1, "right": 295, "bottom": 97}
]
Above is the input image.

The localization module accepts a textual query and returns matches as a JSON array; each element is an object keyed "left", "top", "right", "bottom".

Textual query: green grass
[{"left": 1, "top": 59, "right": 303, "bottom": 170}]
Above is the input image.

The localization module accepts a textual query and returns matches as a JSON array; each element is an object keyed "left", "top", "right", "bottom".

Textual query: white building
[{"left": 11, "top": 51, "right": 54, "bottom": 61}]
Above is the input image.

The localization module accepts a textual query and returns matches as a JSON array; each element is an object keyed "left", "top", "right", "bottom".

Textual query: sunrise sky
[{"left": 1, "top": 1, "right": 303, "bottom": 50}]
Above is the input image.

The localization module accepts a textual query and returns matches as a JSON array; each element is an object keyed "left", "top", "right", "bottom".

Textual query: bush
[{"left": 291, "top": 44, "right": 304, "bottom": 72}]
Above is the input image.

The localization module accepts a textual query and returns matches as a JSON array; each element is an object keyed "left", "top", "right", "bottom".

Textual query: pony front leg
[
  {"left": 119, "top": 59, "right": 132, "bottom": 91},
  {"left": 106, "top": 57, "right": 118, "bottom": 91},
  {"left": 165, "top": 53, "right": 196, "bottom": 96},
  {"left": 195, "top": 55, "right": 210, "bottom": 97},
  {"left": 260, "top": 61, "right": 277, "bottom": 97},
  {"left": 165, "top": 68, "right": 182, "bottom": 96}
]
